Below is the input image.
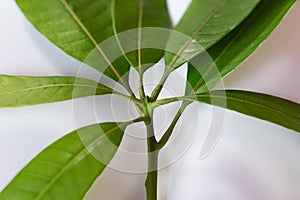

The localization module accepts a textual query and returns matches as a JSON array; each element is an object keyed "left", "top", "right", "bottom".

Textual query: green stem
[
  {"left": 149, "top": 68, "right": 171, "bottom": 102},
  {"left": 139, "top": 78, "right": 146, "bottom": 100},
  {"left": 149, "top": 97, "right": 180, "bottom": 108},
  {"left": 138, "top": 69, "right": 146, "bottom": 100},
  {"left": 145, "top": 115, "right": 158, "bottom": 200},
  {"left": 157, "top": 101, "right": 190, "bottom": 149},
  {"left": 114, "top": 91, "right": 143, "bottom": 104}
]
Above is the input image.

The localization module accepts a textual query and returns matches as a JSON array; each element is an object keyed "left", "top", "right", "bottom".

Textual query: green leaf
[
  {"left": 187, "top": 0, "right": 297, "bottom": 94},
  {"left": 0, "top": 74, "right": 112, "bottom": 107},
  {"left": 165, "top": 0, "right": 260, "bottom": 68},
  {"left": 16, "top": 0, "right": 131, "bottom": 85},
  {"left": 112, "top": 0, "right": 171, "bottom": 68},
  {"left": 0, "top": 122, "right": 129, "bottom": 199},
  {"left": 184, "top": 90, "right": 300, "bottom": 132}
]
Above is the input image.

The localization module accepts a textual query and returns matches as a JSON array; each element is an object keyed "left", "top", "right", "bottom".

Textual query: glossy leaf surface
[
  {"left": 16, "top": 0, "right": 130, "bottom": 84},
  {"left": 165, "top": 0, "right": 260, "bottom": 68},
  {"left": 112, "top": 0, "right": 171, "bottom": 68},
  {"left": 183, "top": 90, "right": 300, "bottom": 132},
  {"left": 0, "top": 122, "right": 128, "bottom": 199},
  {"left": 0, "top": 75, "right": 112, "bottom": 108},
  {"left": 187, "top": 0, "right": 297, "bottom": 94}
]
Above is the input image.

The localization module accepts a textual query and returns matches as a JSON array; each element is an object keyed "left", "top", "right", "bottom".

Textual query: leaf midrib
[
  {"left": 169, "top": 0, "right": 227, "bottom": 69},
  {"left": 191, "top": 2, "right": 259, "bottom": 93},
  {"left": 0, "top": 83, "right": 112, "bottom": 96},
  {"left": 184, "top": 94, "right": 300, "bottom": 123},
  {"left": 137, "top": 0, "right": 144, "bottom": 72},
  {"left": 35, "top": 123, "right": 126, "bottom": 199},
  {"left": 59, "top": 0, "right": 124, "bottom": 83}
]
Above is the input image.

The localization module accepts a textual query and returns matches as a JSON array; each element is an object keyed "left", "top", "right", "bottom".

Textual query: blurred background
[{"left": 0, "top": 0, "right": 299, "bottom": 199}]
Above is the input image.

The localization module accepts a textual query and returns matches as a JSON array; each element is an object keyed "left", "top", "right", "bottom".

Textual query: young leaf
[
  {"left": 187, "top": 0, "right": 297, "bottom": 94},
  {"left": 0, "top": 75, "right": 113, "bottom": 107},
  {"left": 16, "top": 0, "right": 131, "bottom": 86},
  {"left": 0, "top": 122, "right": 130, "bottom": 200},
  {"left": 183, "top": 90, "right": 300, "bottom": 132},
  {"left": 112, "top": 0, "right": 171, "bottom": 68},
  {"left": 165, "top": 0, "right": 260, "bottom": 68}
]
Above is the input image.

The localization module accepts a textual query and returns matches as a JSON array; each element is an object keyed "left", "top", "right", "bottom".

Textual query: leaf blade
[
  {"left": 187, "top": 0, "right": 297, "bottom": 94},
  {"left": 165, "top": 0, "right": 260, "bottom": 68},
  {"left": 0, "top": 75, "right": 112, "bottom": 108},
  {"left": 184, "top": 90, "right": 300, "bottom": 132},
  {"left": 112, "top": 0, "right": 171, "bottom": 68},
  {"left": 0, "top": 122, "right": 129, "bottom": 199},
  {"left": 16, "top": 0, "right": 131, "bottom": 84}
]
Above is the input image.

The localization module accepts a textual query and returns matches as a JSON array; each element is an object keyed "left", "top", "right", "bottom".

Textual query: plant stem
[
  {"left": 157, "top": 101, "right": 190, "bottom": 149},
  {"left": 149, "top": 68, "right": 172, "bottom": 101},
  {"left": 138, "top": 67, "right": 146, "bottom": 100},
  {"left": 145, "top": 119, "right": 158, "bottom": 200}
]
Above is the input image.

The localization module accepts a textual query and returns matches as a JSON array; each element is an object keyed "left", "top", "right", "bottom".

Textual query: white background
[{"left": 0, "top": 0, "right": 300, "bottom": 199}]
